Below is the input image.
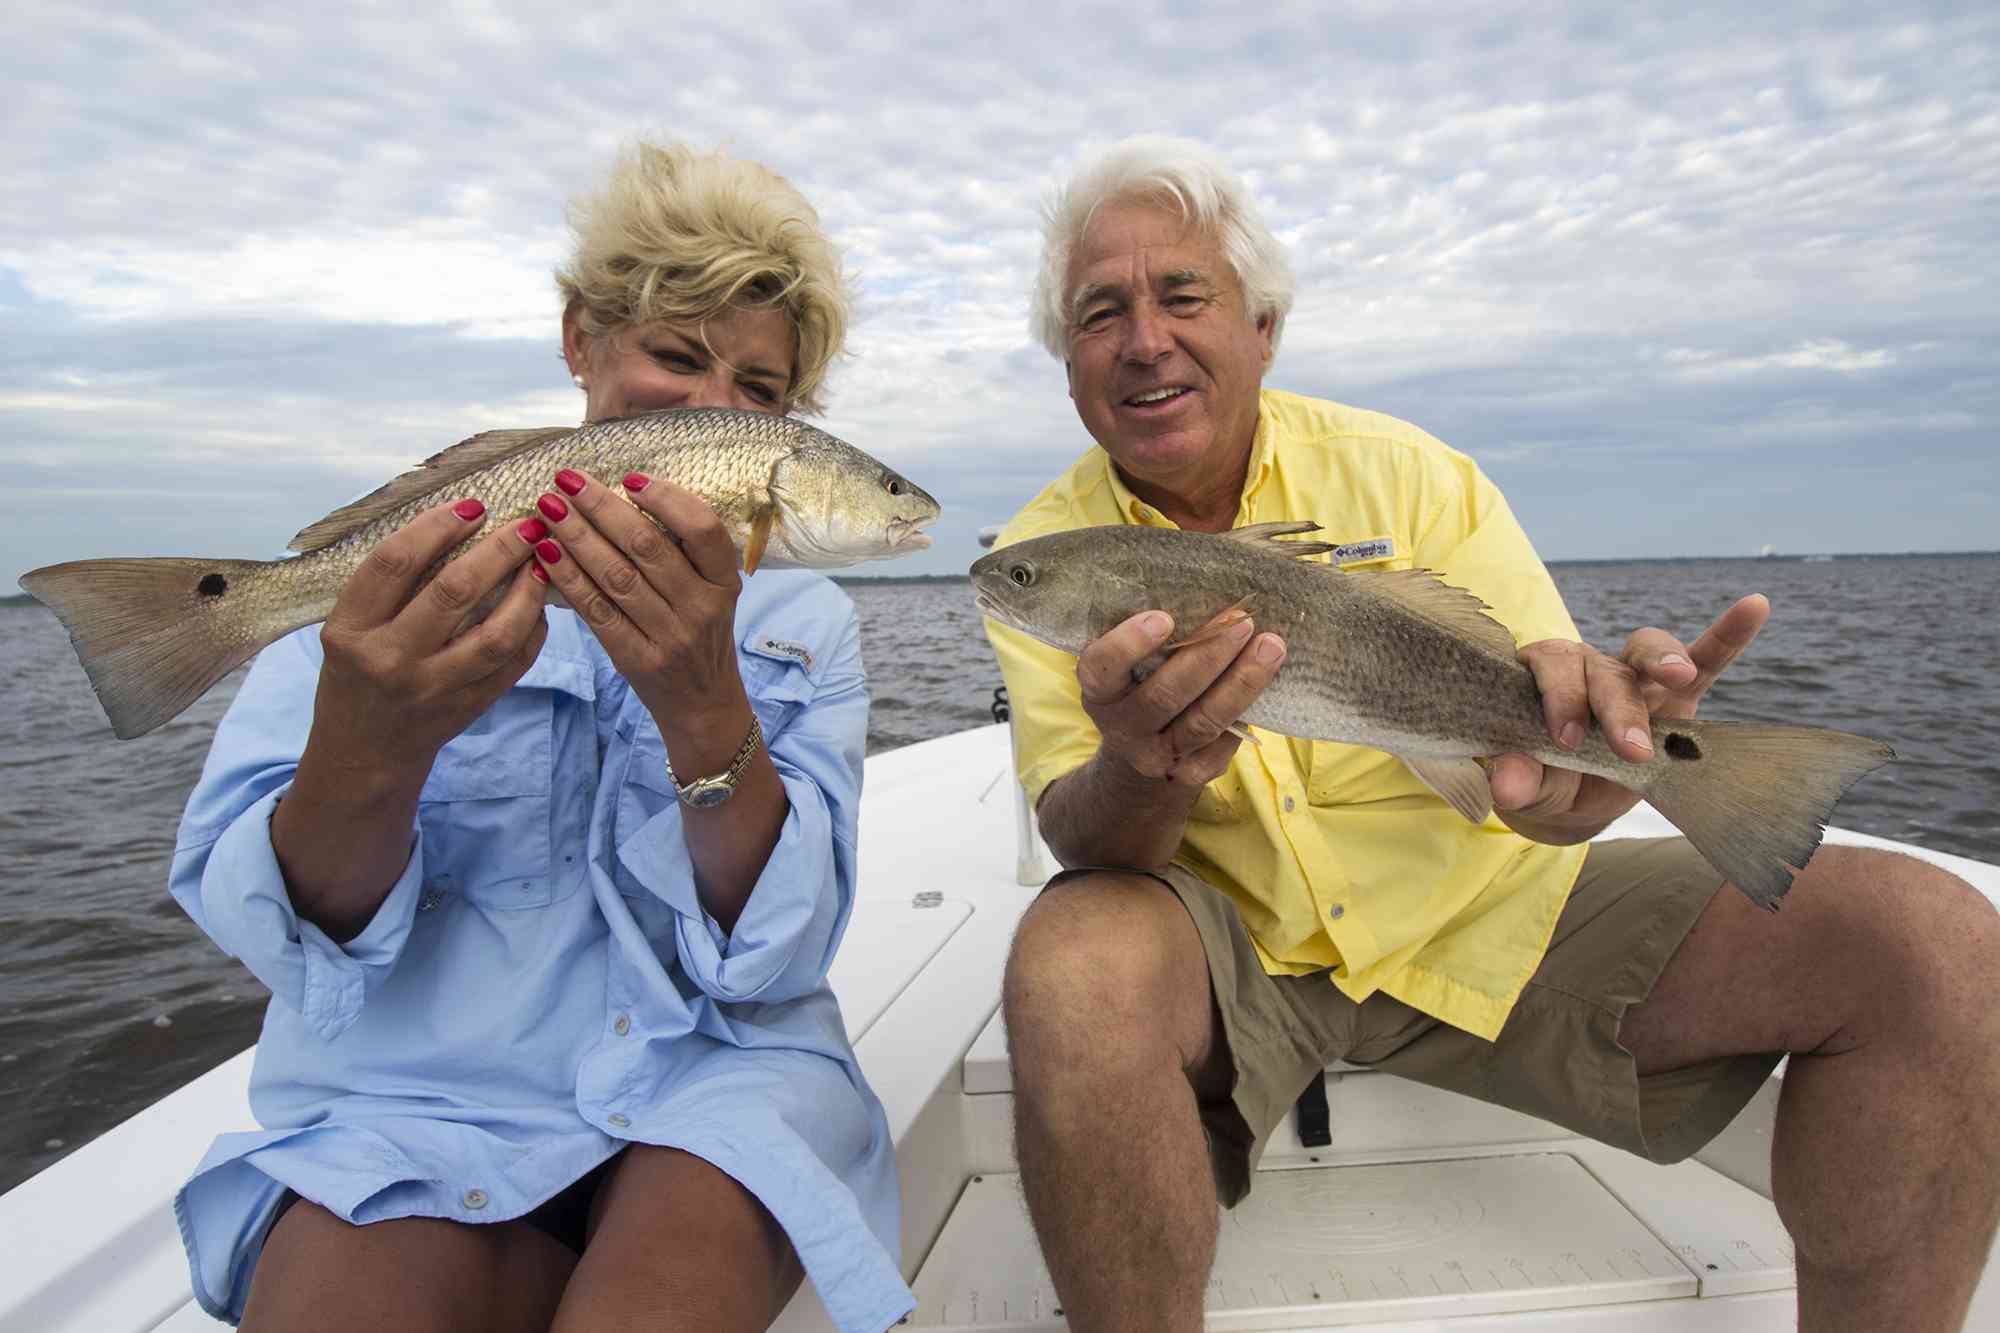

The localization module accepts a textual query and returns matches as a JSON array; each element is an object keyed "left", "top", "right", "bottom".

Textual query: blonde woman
[{"left": 168, "top": 142, "right": 912, "bottom": 1333}]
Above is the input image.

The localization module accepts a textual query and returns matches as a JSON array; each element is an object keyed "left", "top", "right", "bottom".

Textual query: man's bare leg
[
  {"left": 1004, "top": 871, "right": 1235, "bottom": 1333},
  {"left": 1620, "top": 846, "right": 2000, "bottom": 1332}
]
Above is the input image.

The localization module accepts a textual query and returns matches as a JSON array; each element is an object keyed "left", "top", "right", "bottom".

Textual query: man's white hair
[{"left": 1030, "top": 136, "right": 1295, "bottom": 361}]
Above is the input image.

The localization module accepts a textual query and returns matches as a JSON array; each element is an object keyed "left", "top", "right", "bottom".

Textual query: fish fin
[
  {"left": 1639, "top": 718, "right": 1895, "bottom": 911},
  {"left": 1401, "top": 756, "right": 1495, "bottom": 823},
  {"left": 744, "top": 507, "right": 774, "bottom": 575},
  {"left": 288, "top": 426, "right": 578, "bottom": 552},
  {"left": 1221, "top": 520, "right": 1340, "bottom": 561},
  {"left": 17, "top": 556, "right": 311, "bottom": 738},
  {"left": 1164, "top": 596, "right": 1256, "bottom": 650},
  {"left": 1227, "top": 721, "right": 1262, "bottom": 748},
  {"left": 1353, "top": 567, "right": 1518, "bottom": 660}
]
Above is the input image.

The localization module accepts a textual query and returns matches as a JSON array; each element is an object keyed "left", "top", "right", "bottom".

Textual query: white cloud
[
  {"left": 3, "top": 0, "right": 1996, "bottom": 582},
  {"left": 1664, "top": 340, "right": 1900, "bottom": 379}
]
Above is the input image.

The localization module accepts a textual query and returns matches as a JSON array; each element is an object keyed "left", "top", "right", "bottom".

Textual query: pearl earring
[{"left": 571, "top": 374, "right": 586, "bottom": 390}]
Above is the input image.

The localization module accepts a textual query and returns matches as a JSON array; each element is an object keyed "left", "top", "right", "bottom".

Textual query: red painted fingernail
[
  {"left": 535, "top": 538, "right": 562, "bottom": 565},
  {"left": 537, "top": 493, "right": 569, "bottom": 522},
  {"left": 555, "top": 469, "right": 586, "bottom": 497},
  {"left": 453, "top": 498, "right": 485, "bottom": 521},
  {"left": 530, "top": 563, "right": 549, "bottom": 584},
  {"left": 517, "top": 518, "right": 547, "bottom": 544},
  {"left": 622, "top": 472, "right": 651, "bottom": 492}
]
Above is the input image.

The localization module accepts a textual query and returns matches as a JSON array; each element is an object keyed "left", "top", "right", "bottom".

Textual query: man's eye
[{"left": 1078, "top": 307, "right": 1115, "bottom": 328}]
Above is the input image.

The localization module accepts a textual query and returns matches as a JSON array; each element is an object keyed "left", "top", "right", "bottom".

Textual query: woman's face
[{"left": 563, "top": 305, "right": 796, "bottom": 422}]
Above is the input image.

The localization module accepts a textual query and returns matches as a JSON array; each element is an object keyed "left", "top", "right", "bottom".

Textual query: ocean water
[{"left": 2, "top": 552, "right": 1996, "bottom": 1193}]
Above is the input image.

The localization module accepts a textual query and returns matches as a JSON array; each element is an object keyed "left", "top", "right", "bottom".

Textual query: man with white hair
[{"left": 984, "top": 136, "right": 1999, "bottom": 1333}]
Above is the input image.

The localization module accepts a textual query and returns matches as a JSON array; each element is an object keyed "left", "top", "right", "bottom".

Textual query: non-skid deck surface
[{"left": 909, "top": 1153, "right": 1754, "bottom": 1329}]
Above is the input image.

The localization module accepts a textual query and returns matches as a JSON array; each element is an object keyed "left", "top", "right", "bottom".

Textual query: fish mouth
[
  {"left": 889, "top": 517, "right": 934, "bottom": 551},
  {"left": 972, "top": 590, "right": 1013, "bottom": 625}
]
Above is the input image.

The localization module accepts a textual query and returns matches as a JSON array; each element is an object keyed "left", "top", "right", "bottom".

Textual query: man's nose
[{"left": 1121, "top": 304, "right": 1173, "bottom": 363}]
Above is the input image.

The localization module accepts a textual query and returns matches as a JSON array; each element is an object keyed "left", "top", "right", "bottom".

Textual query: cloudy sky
[{"left": 5, "top": 1, "right": 1995, "bottom": 591}]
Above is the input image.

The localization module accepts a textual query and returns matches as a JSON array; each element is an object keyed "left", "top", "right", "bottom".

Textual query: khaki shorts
[{"left": 1101, "top": 838, "right": 1783, "bottom": 1206}]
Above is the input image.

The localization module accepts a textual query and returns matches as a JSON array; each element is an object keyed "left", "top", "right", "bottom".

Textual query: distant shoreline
[
  {"left": 6, "top": 549, "right": 1995, "bottom": 605},
  {"left": 833, "top": 548, "right": 2000, "bottom": 582}
]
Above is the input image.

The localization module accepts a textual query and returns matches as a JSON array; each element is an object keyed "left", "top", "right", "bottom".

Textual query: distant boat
[
  {"left": 1803, "top": 554, "right": 1835, "bottom": 563},
  {"left": 1758, "top": 544, "right": 1779, "bottom": 558}
]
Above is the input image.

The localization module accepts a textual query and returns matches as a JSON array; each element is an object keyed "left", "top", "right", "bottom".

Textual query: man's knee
[
  {"left": 1809, "top": 846, "right": 2000, "bottom": 1033},
  {"left": 1003, "top": 869, "right": 1211, "bottom": 1070}
]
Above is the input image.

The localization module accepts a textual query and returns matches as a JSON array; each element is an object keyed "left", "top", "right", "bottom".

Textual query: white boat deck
[{"left": 3, "top": 722, "right": 1997, "bottom": 1332}]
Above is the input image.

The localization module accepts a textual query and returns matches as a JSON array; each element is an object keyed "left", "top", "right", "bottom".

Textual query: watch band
[{"left": 663, "top": 714, "right": 763, "bottom": 809}]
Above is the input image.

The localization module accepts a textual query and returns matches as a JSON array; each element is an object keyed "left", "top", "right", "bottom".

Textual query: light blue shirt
[{"left": 167, "top": 571, "right": 912, "bottom": 1332}]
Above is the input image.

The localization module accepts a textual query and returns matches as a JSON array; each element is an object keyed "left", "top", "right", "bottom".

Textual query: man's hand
[
  {"left": 1036, "top": 608, "right": 1286, "bottom": 871},
  {"left": 1489, "top": 594, "right": 1770, "bottom": 842},
  {"left": 1080, "top": 609, "right": 1288, "bottom": 787}
]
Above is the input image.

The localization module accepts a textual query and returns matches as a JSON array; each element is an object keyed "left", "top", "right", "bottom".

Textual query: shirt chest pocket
[
  {"left": 612, "top": 638, "right": 819, "bottom": 852},
  {"left": 416, "top": 693, "right": 561, "bottom": 910}
]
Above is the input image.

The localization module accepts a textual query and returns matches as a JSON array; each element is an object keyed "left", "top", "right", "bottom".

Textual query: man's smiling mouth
[{"left": 1125, "top": 386, "right": 1190, "bottom": 406}]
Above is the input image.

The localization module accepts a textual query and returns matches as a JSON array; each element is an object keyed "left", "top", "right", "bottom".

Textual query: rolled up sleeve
[
  {"left": 169, "top": 629, "right": 426, "bottom": 1042},
  {"left": 615, "top": 609, "right": 868, "bottom": 1006}
]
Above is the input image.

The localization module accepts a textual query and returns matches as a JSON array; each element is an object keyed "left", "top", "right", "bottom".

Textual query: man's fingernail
[
  {"left": 535, "top": 539, "right": 563, "bottom": 565},
  {"left": 1140, "top": 611, "right": 1171, "bottom": 639},
  {"left": 554, "top": 469, "right": 587, "bottom": 497},
  {"left": 1559, "top": 722, "right": 1583, "bottom": 750},
  {"left": 517, "top": 518, "right": 547, "bottom": 544},
  {"left": 537, "top": 493, "right": 569, "bottom": 523},
  {"left": 1660, "top": 653, "right": 1690, "bottom": 668},
  {"left": 622, "top": 472, "right": 650, "bottom": 492},
  {"left": 1624, "top": 726, "right": 1654, "bottom": 753},
  {"left": 1229, "top": 616, "right": 1254, "bottom": 640},
  {"left": 1255, "top": 636, "right": 1285, "bottom": 666},
  {"left": 453, "top": 499, "right": 485, "bottom": 522}
]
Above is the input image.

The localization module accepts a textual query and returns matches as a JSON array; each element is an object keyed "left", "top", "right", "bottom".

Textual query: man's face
[{"left": 1063, "top": 202, "right": 1274, "bottom": 503}]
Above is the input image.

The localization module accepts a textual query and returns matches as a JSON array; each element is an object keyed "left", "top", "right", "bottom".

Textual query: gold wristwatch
[{"left": 664, "top": 714, "right": 763, "bottom": 809}]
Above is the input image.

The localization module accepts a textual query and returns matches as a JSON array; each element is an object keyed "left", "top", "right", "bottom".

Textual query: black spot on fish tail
[
  {"left": 197, "top": 573, "right": 228, "bottom": 598},
  {"left": 1663, "top": 731, "right": 1702, "bottom": 761}
]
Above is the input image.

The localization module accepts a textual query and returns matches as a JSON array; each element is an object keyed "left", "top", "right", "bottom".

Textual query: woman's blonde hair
[{"left": 556, "top": 141, "right": 850, "bottom": 414}]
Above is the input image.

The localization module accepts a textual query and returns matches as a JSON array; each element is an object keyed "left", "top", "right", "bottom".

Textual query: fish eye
[
  {"left": 1009, "top": 562, "right": 1035, "bottom": 588},
  {"left": 886, "top": 477, "right": 905, "bottom": 497}
]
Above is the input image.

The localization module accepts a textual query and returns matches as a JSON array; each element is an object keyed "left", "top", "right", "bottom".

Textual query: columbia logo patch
[
  {"left": 1333, "top": 537, "right": 1396, "bottom": 564},
  {"left": 759, "top": 638, "right": 814, "bottom": 669}
]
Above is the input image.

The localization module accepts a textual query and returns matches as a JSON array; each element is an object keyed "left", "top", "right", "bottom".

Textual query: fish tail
[
  {"left": 18, "top": 556, "right": 305, "bottom": 738},
  {"left": 1639, "top": 717, "right": 1895, "bottom": 911}
]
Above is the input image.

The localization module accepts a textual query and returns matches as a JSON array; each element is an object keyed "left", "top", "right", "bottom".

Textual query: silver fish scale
[
  {"left": 293, "top": 409, "right": 832, "bottom": 593},
  {"left": 1009, "top": 525, "right": 1652, "bottom": 784}
]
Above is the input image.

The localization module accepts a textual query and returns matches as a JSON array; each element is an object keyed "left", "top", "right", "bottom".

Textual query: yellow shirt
[{"left": 986, "top": 389, "right": 1589, "bottom": 1041}]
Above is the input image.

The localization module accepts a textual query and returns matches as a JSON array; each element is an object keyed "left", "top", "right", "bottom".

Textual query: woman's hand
[
  {"left": 279, "top": 499, "right": 549, "bottom": 939},
  {"left": 527, "top": 468, "right": 748, "bottom": 741},
  {"left": 530, "top": 468, "right": 785, "bottom": 932},
  {"left": 311, "top": 499, "right": 551, "bottom": 772}
]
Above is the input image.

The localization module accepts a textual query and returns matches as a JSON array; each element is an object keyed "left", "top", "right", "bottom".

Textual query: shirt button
[
  {"left": 613, "top": 1014, "right": 632, "bottom": 1036},
  {"left": 1329, "top": 904, "right": 1346, "bottom": 920},
  {"left": 1282, "top": 795, "right": 1296, "bottom": 813},
  {"left": 607, "top": 1112, "right": 631, "bottom": 1128},
  {"left": 463, "top": 1188, "right": 488, "bottom": 1210}
]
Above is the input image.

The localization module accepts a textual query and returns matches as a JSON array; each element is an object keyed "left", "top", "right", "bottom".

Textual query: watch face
[{"left": 683, "top": 780, "right": 735, "bottom": 809}]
